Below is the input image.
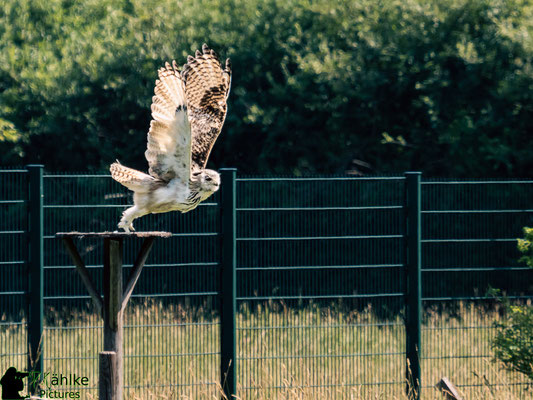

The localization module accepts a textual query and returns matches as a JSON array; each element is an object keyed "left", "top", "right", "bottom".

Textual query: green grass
[{"left": 1, "top": 300, "right": 530, "bottom": 399}]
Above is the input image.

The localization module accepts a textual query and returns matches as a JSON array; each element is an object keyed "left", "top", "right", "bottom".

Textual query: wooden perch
[
  {"left": 56, "top": 231, "right": 172, "bottom": 239},
  {"left": 56, "top": 231, "right": 170, "bottom": 400}
]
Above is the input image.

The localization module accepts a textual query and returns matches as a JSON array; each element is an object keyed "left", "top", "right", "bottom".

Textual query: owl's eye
[
  {"left": 205, "top": 176, "right": 212, "bottom": 181},
  {"left": 192, "top": 172, "right": 201, "bottom": 177}
]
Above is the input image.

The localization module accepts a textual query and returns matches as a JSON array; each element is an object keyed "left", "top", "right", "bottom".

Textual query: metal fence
[{"left": 0, "top": 166, "right": 532, "bottom": 399}]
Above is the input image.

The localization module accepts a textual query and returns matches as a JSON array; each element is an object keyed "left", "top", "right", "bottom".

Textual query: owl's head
[{"left": 193, "top": 169, "right": 221, "bottom": 195}]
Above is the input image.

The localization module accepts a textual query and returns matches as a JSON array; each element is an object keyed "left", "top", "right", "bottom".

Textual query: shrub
[{"left": 492, "top": 227, "right": 533, "bottom": 380}]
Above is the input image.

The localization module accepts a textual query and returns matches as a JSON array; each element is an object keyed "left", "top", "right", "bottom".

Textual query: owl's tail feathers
[{"left": 110, "top": 162, "right": 156, "bottom": 192}]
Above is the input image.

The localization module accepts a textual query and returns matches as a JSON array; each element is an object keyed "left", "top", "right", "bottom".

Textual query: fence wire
[
  {"left": 0, "top": 169, "right": 532, "bottom": 399},
  {"left": 0, "top": 169, "right": 28, "bottom": 372},
  {"left": 235, "top": 177, "right": 406, "bottom": 397},
  {"left": 420, "top": 179, "right": 533, "bottom": 398}
]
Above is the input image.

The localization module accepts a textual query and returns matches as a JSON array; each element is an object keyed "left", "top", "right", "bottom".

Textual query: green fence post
[
  {"left": 27, "top": 164, "right": 44, "bottom": 393},
  {"left": 405, "top": 172, "right": 421, "bottom": 400},
  {"left": 219, "top": 168, "right": 237, "bottom": 399}
]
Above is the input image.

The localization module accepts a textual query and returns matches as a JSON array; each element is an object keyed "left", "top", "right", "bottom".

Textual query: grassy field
[{"left": 1, "top": 300, "right": 529, "bottom": 399}]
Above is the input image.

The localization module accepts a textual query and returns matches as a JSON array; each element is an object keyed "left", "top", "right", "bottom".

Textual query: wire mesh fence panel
[
  {"left": 420, "top": 179, "right": 533, "bottom": 399},
  {"left": 235, "top": 177, "right": 406, "bottom": 398},
  {"left": 0, "top": 169, "right": 28, "bottom": 373},
  {"left": 40, "top": 174, "right": 221, "bottom": 399},
  {"left": 1, "top": 170, "right": 532, "bottom": 399}
]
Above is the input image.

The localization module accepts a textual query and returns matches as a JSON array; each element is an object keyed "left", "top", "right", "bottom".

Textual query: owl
[{"left": 110, "top": 44, "right": 231, "bottom": 232}]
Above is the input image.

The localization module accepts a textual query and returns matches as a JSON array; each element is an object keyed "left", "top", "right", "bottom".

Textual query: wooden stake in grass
[
  {"left": 436, "top": 377, "right": 464, "bottom": 400},
  {"left": 100, "top": 351, "right": 117, "bottom": 400}
]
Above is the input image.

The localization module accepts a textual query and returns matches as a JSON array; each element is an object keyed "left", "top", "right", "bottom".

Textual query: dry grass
[{"left": 1, "top": 301, "right": 530, "bottom": 399}]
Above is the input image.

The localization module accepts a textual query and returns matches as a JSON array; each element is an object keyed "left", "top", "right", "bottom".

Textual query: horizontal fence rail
[{"left": 0, "top": 168, "right": 531, "bottom": 399}]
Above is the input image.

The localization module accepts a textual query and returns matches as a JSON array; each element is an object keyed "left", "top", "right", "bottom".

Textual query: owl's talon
[{"left": 118, "top": 221, "right": 131, "bottom": 233}]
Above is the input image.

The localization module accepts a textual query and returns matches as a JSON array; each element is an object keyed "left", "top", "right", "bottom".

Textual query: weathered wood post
[
  {"left": 99, "top": 351, "right": 118, "bottom": 400},
  {"left": 436, "top": 377, "right": 464, "bottom": 400},
  {"left": 57, "top": 231, "right": 170, "bottom": 400}
]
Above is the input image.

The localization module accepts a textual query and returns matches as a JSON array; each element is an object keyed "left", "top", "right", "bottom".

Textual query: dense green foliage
[
  {"left": 517, "top": 227, "right": 533, "bottom": 267},
  {"left": 1, "top": 0, "right": 532, "bottom": 175},
  {"left": 492, "top": 227, "right": 533, "bottom": 381},
  {"left": 492, "top": 301, "right": 533, "bottom": 380}
]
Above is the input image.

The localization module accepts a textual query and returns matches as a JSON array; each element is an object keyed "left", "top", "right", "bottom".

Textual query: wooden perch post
[
  {"left": 99, "top": 351, "right": 117, "bottom": 400},
  {"left": 57, "top": 231, "right": 171, "bottom": 400}
]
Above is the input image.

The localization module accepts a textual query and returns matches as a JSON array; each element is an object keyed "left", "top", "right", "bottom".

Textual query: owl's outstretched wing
[
  {"left": 144, "top": 61, "right": 192, "bottom": 183},
  {"left": 181, "top": 44, "right": 232, "bottom": 170}
]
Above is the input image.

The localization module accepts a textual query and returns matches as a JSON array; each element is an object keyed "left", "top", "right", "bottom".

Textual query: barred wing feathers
[
  {"left": 182, "top": 44, "right": 232, "bottom": 169},
  {"left": 144, "top": 61, "right": 192, "bottom": 183}
]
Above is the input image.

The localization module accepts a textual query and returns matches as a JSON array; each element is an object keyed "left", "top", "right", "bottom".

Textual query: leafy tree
[{"left": 0, "top": 0, "right": 532, "bottom": 176}]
